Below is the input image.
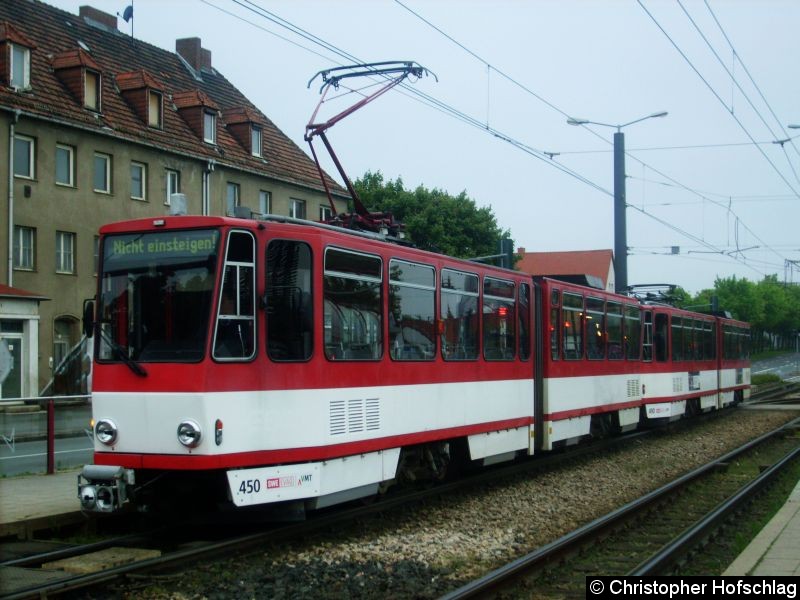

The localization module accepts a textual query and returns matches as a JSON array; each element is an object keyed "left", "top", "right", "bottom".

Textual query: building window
[
  {"left": 10, "top": 43, "right": 31, "bottom": 89},
  {"left": 203, "top": 111, "right": 216, "bottom": 144},
  {"left": 55, "top": 144, "right": 74, "bottom": 187},
  {"left": 319, "top": 205, "right": 333, "bottom": 221},
  {"left": 13, "top": 226, "right": 35, "bottom": 270},
  {"left": 131, "top": 162, "right": 146, "bottom": 200},
  {"left": 55, "top": 231, "right": 75, "bottom": 274},
  {"left": 93, "top": 152, "right": 111, "bottom": 193},
  {"left": 165, "top": 169, "right": 180, "bottom": 205},
  {"left": 226, "top": 182, "right": 240, "bottom": 215},
  {"left": 251, "top": 125, "right": 262, "bottom": 157},
  {"left": 290, "top": 198, "right": 306, "bottom": 220},
  {"left": 259, "top": 190, "right": 271, "bottom": 214},
  {"left": 13, "top": 134, "right": 34, "bottom": 179},
  {"left": 53, "top": 317, "right": 78, "bottom": 371},
  {"left": 84, "top": 70, "right": 100, "bottom": 111},
  {"left": 148, "top": 90, "right": 162, "bottom": 128}
]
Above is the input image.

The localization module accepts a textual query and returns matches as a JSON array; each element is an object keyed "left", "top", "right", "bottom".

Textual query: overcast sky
[{"left": 47, "top": 0, "right": 800, "bottom": 294}]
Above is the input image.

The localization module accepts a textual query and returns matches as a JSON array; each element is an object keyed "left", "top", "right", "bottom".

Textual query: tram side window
[
  {"left": 562, "top": 292, "right": 583, "bottom": 360},
  {"left": 324, "top": 248, "right": 382, "bottom": 360},
  {"left": 654, "top": 313, "right": 668, "bottom": 362},
  {"left": 266, "top": 240, "right": 313, "bottom": 361},
  {"left": 441, "top": 269, "right": 479, "bottom": 360},
  {"left": 586, "top": 297, "right": 605, "bottom": 360},
  {"left": 519, "top": 283, "right": 531, "bottom": 361},
  {"left": 607, "top": 301, "right": 623, "bottom": 360},
  {"left": 671, "top": 317, "right": 683, "bottom": 361},
  {"left": 624, "top": 305, "right": 641, "bottom": 360},
  {"left": 389, "top": 259, "right": 435, "bottom": 361},
  {"left": 213, "top": 231, "right": 256, "bottom": 360},
  {"left": 483, "top": 277, "right": 515, "bottom": 360},
  {"left": 707, "top": 322, "right": 716, "bottom": 360}
]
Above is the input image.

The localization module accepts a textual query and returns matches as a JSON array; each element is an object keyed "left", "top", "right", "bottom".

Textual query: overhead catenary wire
[
  {"left": 637, "top": 0, "right": 800, "bottom": 201},
  {"left": 210, "top": 0, "right": 779, "bottom": 277}
]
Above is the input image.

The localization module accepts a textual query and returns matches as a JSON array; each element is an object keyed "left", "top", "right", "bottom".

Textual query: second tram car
[{"left": 78, "top": 214, "right": 750, "bottom": 513}]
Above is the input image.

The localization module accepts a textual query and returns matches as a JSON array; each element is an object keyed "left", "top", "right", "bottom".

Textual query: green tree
[{"left": 354, "top": 171, "right": 513, "bottom": 264}]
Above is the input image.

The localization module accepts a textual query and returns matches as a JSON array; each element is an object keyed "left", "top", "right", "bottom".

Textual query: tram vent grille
[
  {"left": 329, "top": 398, "right": 381, "bottom": 435},
  {"left": 673, "top": 377, "right": 683, "bottom": 393},
  {"left": 627, "top": 379, "right": 640, "bottom": 398}
]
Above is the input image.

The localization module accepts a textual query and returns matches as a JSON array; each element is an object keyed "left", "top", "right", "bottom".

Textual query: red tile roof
[
  {"left": 516, "top": 249, "right": 614, "bottom": 287},
  {"left": 0, "top": 284, "right": 48, "bottom": 301},
  {"left": 0, "top": 1, "right": 345, "bottom": 197},
  {"left": 52, "top": 47, "right": 100, "bottom": 70},
  {"left": 0, "top": 20, "right": 36, "bottom": 47},
  {"left": 116, "top": 68, "right": 162, "bottom": 92}
]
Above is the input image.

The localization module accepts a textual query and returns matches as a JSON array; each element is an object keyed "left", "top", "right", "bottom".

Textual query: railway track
[
  {"left": 440, "top": 416, "right": 800, "bottom": 599},
  {"left": 747, "top": 381, "right": 800, "bottom": 405}
]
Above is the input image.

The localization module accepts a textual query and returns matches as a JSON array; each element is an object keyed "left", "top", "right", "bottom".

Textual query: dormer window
[
  {"left": 84, "top": 69, "right": 100, "bottom": 110},
  {"left": 117, "top": 69, "right": 164, "bottom": 129},
  {"left": 251, "top": 125, "right": 262, "bottom": 157},
  {"left": 203, "top": 110, "right": 216, "bottom": 144},
  {"left": 148, "top": 90, "right": 162, "bottom": 128},
  {"left": 52, "top": 48, "right": 102, "bottom": 112},
  {"left": 2, "top": 21, "right": 36, "bottom": 90},
  {"left": 222, "top": 106, "right": 267, "bottom": 157},
  {"left": 10, "top": 43, "right": 30, "bottom": 89}
]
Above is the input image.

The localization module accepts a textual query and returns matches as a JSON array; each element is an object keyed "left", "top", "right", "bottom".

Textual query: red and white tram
[{"left": 78, "top": 214, "right": 750, "bottom": 513}]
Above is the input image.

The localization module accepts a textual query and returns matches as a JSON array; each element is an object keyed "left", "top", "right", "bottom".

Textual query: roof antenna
[{"left": 118, "top": 2, "right": 134, "bottom": 41}]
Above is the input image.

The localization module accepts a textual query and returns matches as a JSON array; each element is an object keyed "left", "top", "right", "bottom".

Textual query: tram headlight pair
[{"left": 177, "top": 420, "right": 202, "bottom": 448}]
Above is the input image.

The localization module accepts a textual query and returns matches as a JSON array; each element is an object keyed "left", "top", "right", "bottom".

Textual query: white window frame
[
  {"left": 259, "top": 190, "right": 271, "bottom": 215},
  {"left": 226, "top": 182, "right": 240, "bottom": 215},
  {"left": 203, "top": 110, "right": 216, "bottom": 144},
  {"left": 251, "top": 125, "right": 262, "bottom": 157},
  {"left": 13, "top": 226, "right": 35, "bottom": 270},
  {"left": 165, "top": 169, "right": 180, "bottom": 205},
  {"left": 148, "top": 90, "right": 162, "bottom": 128},
  {"left": 319, "top": 205, "right": 333, "bottom": 221},
  {"left": 290, "top": 198, "right": 306, "bottom": 220},
  {"left": 55, "top": 144, "right": 74, "bottom": 187},
  {"left": 84, "top": 70, "right": 100, "bottom": 111},
  {"left": 130, "top": 161, "right": 146, "bottom": 200},
  {"left": 10, "top": 43, "right": 31, "bottom": 90},
  {"left": 55, "top": 231, "right": 75, "bottom": 274},
  {"left": 93, "top": 152, "right": 111, "bottom": 193},
  {"left": 13, "top": 134, "right": 34, "bottom": 179}
]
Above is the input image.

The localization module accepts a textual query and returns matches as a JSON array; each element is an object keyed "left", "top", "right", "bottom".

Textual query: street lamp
[{"left": 567, "top": 111, "right": 668, "bottom": 293}]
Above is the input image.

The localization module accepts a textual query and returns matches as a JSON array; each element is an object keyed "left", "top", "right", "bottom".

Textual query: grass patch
[{"left": 752, "top": 373, "right": 783, "bottom": 386}]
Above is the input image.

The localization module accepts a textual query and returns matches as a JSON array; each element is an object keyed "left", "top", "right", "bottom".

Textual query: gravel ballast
[{"left": 122, "top": 409, "right": 798, "bottom": 600}]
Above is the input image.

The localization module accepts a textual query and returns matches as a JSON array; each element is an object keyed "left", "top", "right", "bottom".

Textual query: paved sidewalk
[
  {"left": 0, "top": 470, "right": 85, "bottom": 538},
  {"left": 724, "top": 478, "right": 800, "bottom": 576}
]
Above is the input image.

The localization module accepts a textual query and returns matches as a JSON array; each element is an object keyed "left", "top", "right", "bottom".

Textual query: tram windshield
[{"left": 97, "top": 229, "right": 220, "bottom": 363}]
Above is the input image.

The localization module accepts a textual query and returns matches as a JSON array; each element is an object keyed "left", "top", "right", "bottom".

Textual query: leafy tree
[{"left": 354, "top": 171, "right": 513, "bottom": 264}]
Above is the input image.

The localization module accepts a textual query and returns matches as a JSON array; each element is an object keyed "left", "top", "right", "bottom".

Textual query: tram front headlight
[
  {"left": 95, "top": 419, "right": 118, "bottom": 445},
  {"left": 177, "top": 420, "right": 202, "bottom": 448}
]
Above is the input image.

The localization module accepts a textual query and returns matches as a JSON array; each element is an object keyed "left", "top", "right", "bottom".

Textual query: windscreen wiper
[{"left": 98, "top": 326, "right": 148, "bottom": 377}]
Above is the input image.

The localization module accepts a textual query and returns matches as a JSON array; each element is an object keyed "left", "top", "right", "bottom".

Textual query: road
[
  {"left": 752, "top": 353, "right": 800, "bottom": 382},
  {"left": 0, "top": 433, "right": 93, "bottom": 477}
]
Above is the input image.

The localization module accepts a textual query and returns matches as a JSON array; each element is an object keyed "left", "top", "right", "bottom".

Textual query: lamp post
[{"left": 567, "top": 111, "right": 668, "bottom": 294}]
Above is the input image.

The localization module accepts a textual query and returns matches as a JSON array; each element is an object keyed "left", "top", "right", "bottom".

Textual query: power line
[
  {"left": 218, "top": 0, "right": 777, "bottom": 278},
  {"left": 703, "top": 0, "right": 800, "bottom": 161},
  {"left": 637, "top": 0, "right": 800, "bottom": 201}
]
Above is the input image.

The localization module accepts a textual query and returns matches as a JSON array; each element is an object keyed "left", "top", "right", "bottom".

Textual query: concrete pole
[{"left": 613, "top": 130, "right": 627, "bottom": 294}]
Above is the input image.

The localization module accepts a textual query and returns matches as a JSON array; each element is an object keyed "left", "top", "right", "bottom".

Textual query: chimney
[
  {"left": 79, "top": 6, "right": 118, "bottom": 31},
  {"left": 176, "top": 38, "right": 212, "bottom": 72},
  {"left": 517, "top": 247, "right": 526, "bottom": 255}
]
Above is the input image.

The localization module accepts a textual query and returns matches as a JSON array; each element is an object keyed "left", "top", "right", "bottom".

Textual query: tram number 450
[{"left": 238, "top": 479, "right": 261, "bottom": 494}]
